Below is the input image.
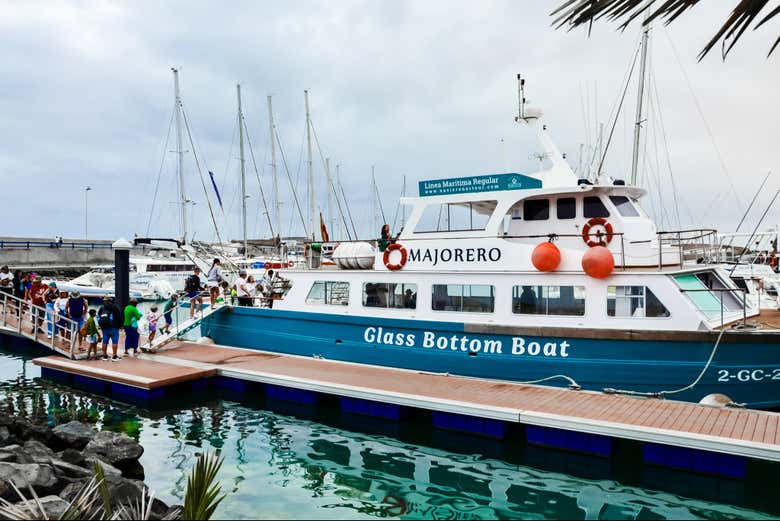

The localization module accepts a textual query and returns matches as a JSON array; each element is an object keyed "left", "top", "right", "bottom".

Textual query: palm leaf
[
  {"left": 182, "top": 451, "right": 226, "bottom": 521},
  {"left": 550, "top": 0, "right": 779, "bottom": 58}
]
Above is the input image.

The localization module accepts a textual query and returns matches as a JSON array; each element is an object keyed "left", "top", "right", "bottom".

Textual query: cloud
[{"left": 0, "top": 0, "right": 777, "bottom": 242}]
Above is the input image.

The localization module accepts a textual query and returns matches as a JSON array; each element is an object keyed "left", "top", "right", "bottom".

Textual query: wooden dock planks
[
  {"left": 32, "top": 340, "right": 780, "bottom": 462},
  {"left": 33, "top": 356, "right": 215, "bottom": 390}
]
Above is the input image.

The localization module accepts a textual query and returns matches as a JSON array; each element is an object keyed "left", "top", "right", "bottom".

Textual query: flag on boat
[
  {"left": 320, "top": 212, "right": 330, "bottom": 242},
  {"left": 208, "top": 171, "right": 223, "bottom": 211}
]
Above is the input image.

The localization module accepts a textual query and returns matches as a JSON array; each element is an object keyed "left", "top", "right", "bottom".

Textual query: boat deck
[{"left": 32, "top": 341, "right": 780, "bottom": 462}]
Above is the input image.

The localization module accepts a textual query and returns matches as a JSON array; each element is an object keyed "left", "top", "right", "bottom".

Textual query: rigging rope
[
  {"left": 596, "top": 43, "right": 642, "bottom": 178},
  {"left": 242, "top": 116, "right": 276, "bottom": 239},
  {"left": 309, "top": 118, "right": 354, "bottom": 241},
  {"left": 180, "top": 107, "right": 225, "bottom": 247},
  {"left": 274, "top": 124, "right": 309, "bottom": 238},
  {"left": 146, "top": 107, "right": 176, "bottom": 236}
]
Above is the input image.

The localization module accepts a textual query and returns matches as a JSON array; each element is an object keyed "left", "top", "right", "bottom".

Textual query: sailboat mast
[
  {"left": 267, "top": 95, "right": 280, "bottom": 239},
  {"left": 335, "top": 163, "right": 342, "bottom": 241},
  {"left": 305, "top": 90, "right": 314, "bottom": 240},
  {"left": 172, "top": 68, "right": 187, "bottom": 243},
  {"left": 630, "top": 18, "right": 651, "bottom": 186},
  {"left": 237, "top": 84, "right": 248, "bottom": 257},
  {"left": 401, "top": 174, "right": 407, "bottom": 230},
  {"left": 325, "top": 157, "right": 334, "bottom": 241}
]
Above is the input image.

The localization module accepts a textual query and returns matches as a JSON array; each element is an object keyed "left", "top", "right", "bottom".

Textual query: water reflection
[{"left": 0, "top": 346, "right": 775, "bottom": 520}]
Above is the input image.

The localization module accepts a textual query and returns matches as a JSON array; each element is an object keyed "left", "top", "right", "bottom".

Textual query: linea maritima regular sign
[{"left": 418, "top": 173, "right": 542, "bottom": 197}]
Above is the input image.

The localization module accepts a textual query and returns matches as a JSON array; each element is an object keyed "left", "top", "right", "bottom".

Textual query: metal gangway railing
[
  {"left": 0, "top": 293, "right": 82, "bottom": 359},
  {"left": 144, "top": 290, "right": 227, "bottom": 352}
]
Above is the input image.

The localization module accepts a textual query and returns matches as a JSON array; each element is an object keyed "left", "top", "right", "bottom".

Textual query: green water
[{"left": 0, "top": 342, "right": 777, "bottom": 520}]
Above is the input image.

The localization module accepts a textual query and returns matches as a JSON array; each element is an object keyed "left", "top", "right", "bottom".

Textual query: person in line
[
  {"left": 246, "top": 275, "right": 258, "bottom": 306},
  {"left": 42, "top": 282, "right": 59, "bottom": 339},
  {"left": 11, "top": 270, "right": 25, "bottom": 311},
  {"left": 184, "top": 267, "right": 204, "bottom": 319},
  {"left": 206, "top": 259, "right": 225, "bottom": 309},
  {"left": 0, "top": 266, "right": 13, "bottom": 306},
  {"left": 29, "top": 276, "right": 48, "bottom": 328},
  {"left": 123, "top": 298, "right": 142, "bottom": 357},
  {"left": 97, "top": 296, "right": 122, "bottom": 361},
  {"left": 234, "top": 271, "right": 252, "bottom": 307},
  {"left": 161, "top": 293, "right": 178, "bottom": 335},
  {"left": 83, "top": 309, "right": 100, "bottom": 360},
  {"left": 770, "top": 251, "right": 778, "bottom": 273},
  {"left": 146, "top": 305, "right": 161, "bottom": 348},
  {"left": 54, "top": 290, "right": 69, "bottom": 339},
  {"left": 261, "top": 269, "right": 275, "bottom": 296},
  {"left": 66, "top": 291, "right": 88, "bottom": 349}
]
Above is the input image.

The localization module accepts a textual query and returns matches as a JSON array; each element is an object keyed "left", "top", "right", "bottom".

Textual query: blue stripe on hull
[{"left": 202, "top": 307, "right": 780, "bottom": 409}]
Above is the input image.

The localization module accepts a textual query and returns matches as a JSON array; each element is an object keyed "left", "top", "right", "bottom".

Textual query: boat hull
[{"left": 201, "top": 307, "right": 780, "bottom": 409}]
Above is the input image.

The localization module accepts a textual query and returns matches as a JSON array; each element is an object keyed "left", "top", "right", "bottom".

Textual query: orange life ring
[
  {"left": 383, "top": 243, "right": 408, "bottom": 271},
  {"left": 582, "top": 218, "right": 614, "bottom": 247}
]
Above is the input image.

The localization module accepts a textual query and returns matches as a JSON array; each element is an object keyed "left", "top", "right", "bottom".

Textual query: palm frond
[
  {"left": 551, "top": 0, "right": 779, "bottom": 58},
  {"left": 0, "top": 482, "right": 48, "bottom": 520},
  {"left": 182, "top": 451, "right": 226, "bottom": 521}
]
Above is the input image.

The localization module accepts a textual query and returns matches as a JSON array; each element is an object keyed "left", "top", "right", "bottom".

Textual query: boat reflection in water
[{"left": 0, "top": 350, "right": 774, "bottom": 520}]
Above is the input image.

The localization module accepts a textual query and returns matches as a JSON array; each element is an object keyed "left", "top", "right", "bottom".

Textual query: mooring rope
[{"left": 603, "top": 328, "right": 732, "bottom": 402}]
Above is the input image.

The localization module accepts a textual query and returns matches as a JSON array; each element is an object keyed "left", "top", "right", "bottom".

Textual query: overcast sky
[{"left": 1, "top": 1, "right": 778, "bottom": 242}]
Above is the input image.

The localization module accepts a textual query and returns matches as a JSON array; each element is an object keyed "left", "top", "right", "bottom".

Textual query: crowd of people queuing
[{"left": 1, "top": 259, "right": 283, "bottom": 362}]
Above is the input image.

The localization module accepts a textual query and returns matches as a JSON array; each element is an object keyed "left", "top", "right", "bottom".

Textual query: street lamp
[{"left": 84, "top": 186, "right": 92, "bottom": 241}]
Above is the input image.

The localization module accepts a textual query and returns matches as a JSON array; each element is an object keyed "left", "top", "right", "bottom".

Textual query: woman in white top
[{"left": 206, "top": 259, "right": 225, "bottom": 308}]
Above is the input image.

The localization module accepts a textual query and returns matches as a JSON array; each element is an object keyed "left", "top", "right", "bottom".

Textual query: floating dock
[{"left": 31, "top": 340, "right": 780, "bottom": 480}]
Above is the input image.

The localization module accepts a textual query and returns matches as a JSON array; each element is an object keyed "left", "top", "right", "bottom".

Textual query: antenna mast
[
  {"left": 370, "top": 165, "right": 377, "bottom": 238},
  {"left": 305, "top": 90, "right": 314, "bottom": 240},
  {"left": 267, "top": 95, "right": 280, "bottom": 239},
  {"left": 335, "top": 163, "right": 342, "bottom": 241},
  {"left": 172, "top": 68, "right": 187, "bottom": 243},
  {"left": 630, "top": 15, "right": 651, "bottom": 186}
]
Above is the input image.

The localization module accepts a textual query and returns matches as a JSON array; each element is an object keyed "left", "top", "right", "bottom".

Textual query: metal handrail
[
  {"left": 0, "top": 292, "right": 81, "bottom": 358},
  {"left": 0, "top": 240, "right": 113, "bottom": 250}
]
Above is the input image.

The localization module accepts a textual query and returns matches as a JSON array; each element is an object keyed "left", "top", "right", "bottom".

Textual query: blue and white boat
[{"left": 201, "top": 97, "right": 780, "bottom": 410}]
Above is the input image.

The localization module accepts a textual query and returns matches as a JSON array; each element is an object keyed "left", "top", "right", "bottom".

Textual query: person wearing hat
[
  {"left": 66, "top": 290, "right": 88, "bottom": 349},
  {"left": 97, "top": 296, "right": 122, "bottom": 361}
]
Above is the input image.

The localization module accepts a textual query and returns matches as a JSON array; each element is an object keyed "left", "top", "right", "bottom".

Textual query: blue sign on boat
[{"left": 418, "top": 173, "right": 542, "bottom": 197}]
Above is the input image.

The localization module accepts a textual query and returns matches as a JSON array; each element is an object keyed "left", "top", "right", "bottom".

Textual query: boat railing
[
  {"left": 303, "top": 233, "right": 634, "bottom": 269},
  {"left": 678, "top": 287, "right": 748, "bottom": 329},
  {"left": 149, "top": 289, "right": 224, "bottom": 351},
  {"left": 655, "top": 229, "right": 719, "bottom": 269},
  {"left": 0, "top": 292, "right": 81, "bottom": 359}
]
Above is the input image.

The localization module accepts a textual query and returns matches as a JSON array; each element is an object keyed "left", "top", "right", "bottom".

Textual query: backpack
[
  {"left": 98, "top": 308, "right": 112, "bottom": 329},
  {"left": 185, "top": 275, "right": 200, "bottom": 293}
]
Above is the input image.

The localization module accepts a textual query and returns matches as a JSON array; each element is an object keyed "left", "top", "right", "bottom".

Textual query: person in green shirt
[
  {"left": 161, "top": 293, "right": 178, "bottom": 335},
  {"left": 123, "top": 298, "right": 143, "bottom": 357}
]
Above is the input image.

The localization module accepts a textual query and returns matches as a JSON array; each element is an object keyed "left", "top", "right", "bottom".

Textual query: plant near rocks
[{"left": 0, "top": 453, "right": 224, "bottom": 521}]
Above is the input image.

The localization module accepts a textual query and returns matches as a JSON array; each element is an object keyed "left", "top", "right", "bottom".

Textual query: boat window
[
  {"left": 363, "top": 283, "right": 417, "bottom": 309},
  {"left": 523, "top": 199, "right": 549, "bottom": 221},
  {"left": 607, "top": 286, "right": 670, "bottom": 318},
  {"left": 674, "top": 272, "right": 744, "bottom": 318},
  {"left": 583, "top": 197, "right": 610, "bottom": 218},
  {"left": 609, "top": 196, "right": 640, "bottom": 217},
  {"left": 556, "top": 198, "right": 576, "bottom": 220},
  {"left": 512, "top": 285, "right": 585, "bottom": 316},
  {"left": 147, "top": 264, "right": 196, "bottom": 272},
  {"left": 306, "top": 281, "right": 350, "bottom": 306},
  {"left": 415, "top": 201, "right": 497, "bottom": 233},
  {"left": 767, "top": 285, "right": 778, "bottom": 297},
  {"left": 432, "top": 284, "right": 494, "bottom": 313}
]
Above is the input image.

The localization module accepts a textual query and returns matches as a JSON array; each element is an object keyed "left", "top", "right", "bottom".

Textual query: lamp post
[{"left": 84, "top": 186, "right": 92, "bottom": 241}]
